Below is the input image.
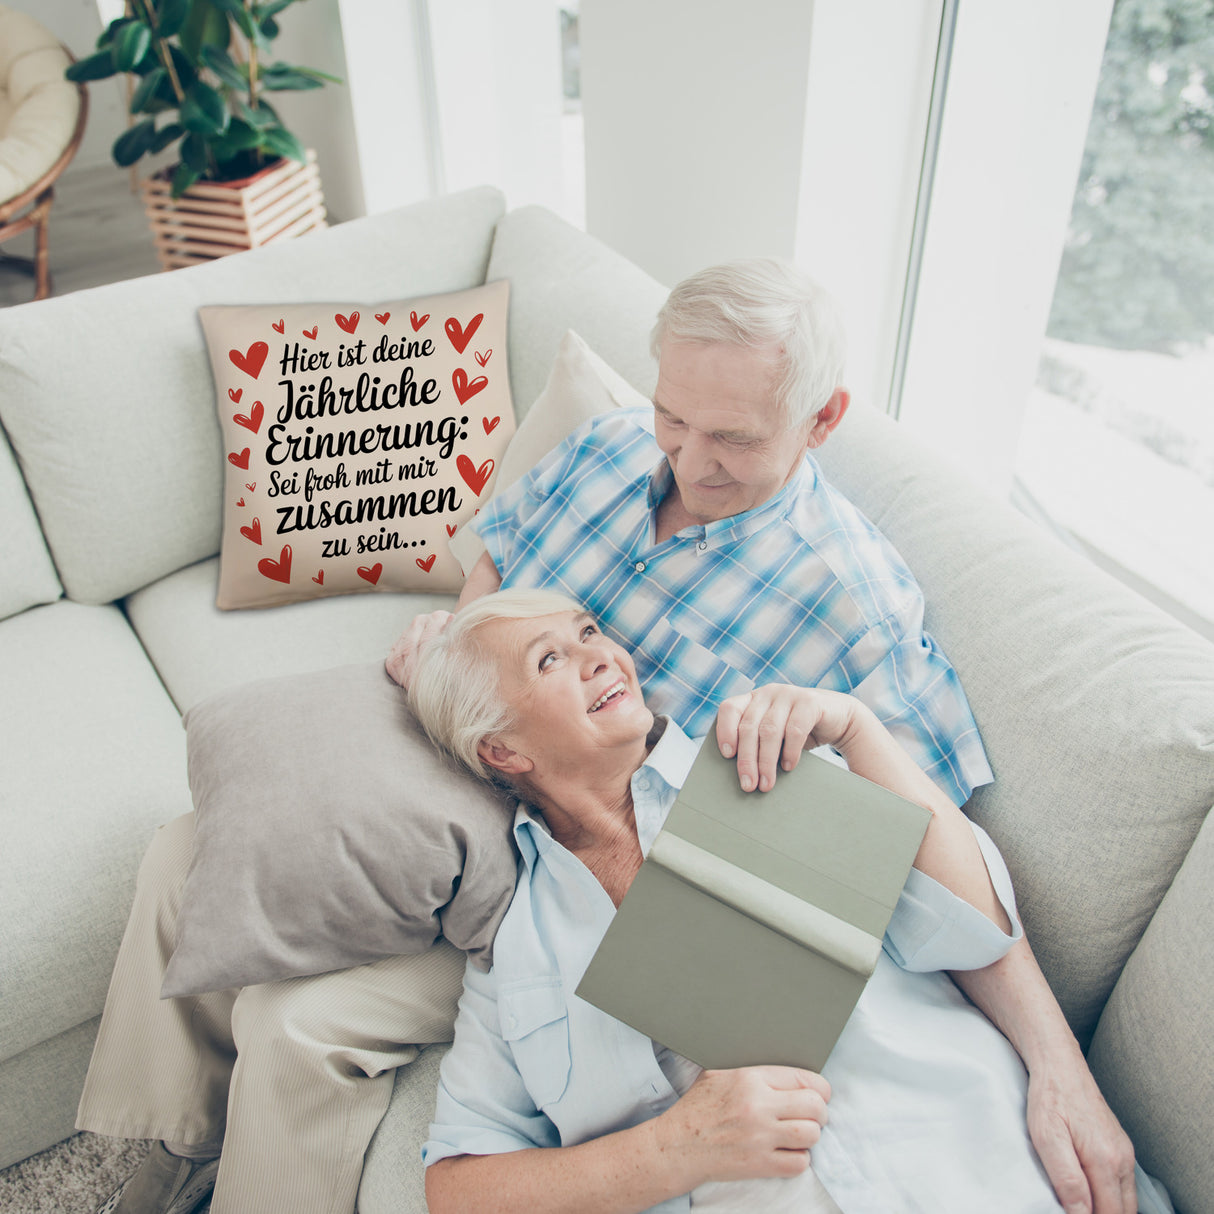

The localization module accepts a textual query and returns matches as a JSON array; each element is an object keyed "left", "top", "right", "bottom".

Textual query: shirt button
[
  {"left": 634, "top": 561, "right": 646, "bottom": 573},
  {"left": 697, "top": 541, "right": 708, "bottom": 551}
]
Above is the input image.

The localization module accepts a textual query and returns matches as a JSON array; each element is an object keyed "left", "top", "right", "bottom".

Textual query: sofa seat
[
  {"left": 0, "top": 599, "right": 191, "bottom": 1167},
  {"left": 124, "top": 557, "right": 457, "bottom": 714}
]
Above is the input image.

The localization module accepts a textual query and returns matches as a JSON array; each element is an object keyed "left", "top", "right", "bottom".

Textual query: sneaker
[{"left": 96, "top": 1142, "right": 220, "bottom": 1214}]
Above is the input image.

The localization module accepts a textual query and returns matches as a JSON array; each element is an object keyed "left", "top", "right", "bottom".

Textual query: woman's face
[{"left": 477, "top": 610, "right": 653, "bottom": 776}]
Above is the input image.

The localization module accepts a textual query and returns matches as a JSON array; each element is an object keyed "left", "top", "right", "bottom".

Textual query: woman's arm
[{"left": 427, "top": 1065, "right": 830, "bottom": 1214}]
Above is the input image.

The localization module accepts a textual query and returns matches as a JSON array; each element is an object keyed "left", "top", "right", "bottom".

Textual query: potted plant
[{"left": 66, "top": 0, "right": 339, "bottom": 268}]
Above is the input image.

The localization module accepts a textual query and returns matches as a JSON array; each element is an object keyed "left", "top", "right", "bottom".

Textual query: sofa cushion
[
  {"left": 124, "top": 556, "right": 450, "bottom": 713},
  {"left": 0, "top": 422, "right": 60, "bottom": 620},
  {"left": 813, "top": 402, "right": 1214, "bottom": 1045},
  {"left": 199, "top": 281, "right": 514, "bottom": 607},
  {"left": 486, "top": 205, "right": 668, "bottom": 419},
  {"left": 1088, "top": 804, "right": 1214, "bottom": 1214},
  {"left": 0, "top": 186, "right": 506, "bottom": 606},
  {"left": 0, "top": 601, "right": 191, "bottom": 1063}
]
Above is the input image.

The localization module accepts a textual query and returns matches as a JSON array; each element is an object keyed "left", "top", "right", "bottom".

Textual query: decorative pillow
[
  {"left": 161, "top": 662, "right": 519, "bottom": 998},
  {"left": 199, "top": 280, "right": 514, "bottom": 609},
  {"left": 448, "top": 328, "right": 649, "bottom": 574}
]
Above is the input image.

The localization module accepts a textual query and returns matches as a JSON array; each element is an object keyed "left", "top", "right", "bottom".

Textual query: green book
[{"left": 575, "top": 742, "right": 932, "bottom": 1072}]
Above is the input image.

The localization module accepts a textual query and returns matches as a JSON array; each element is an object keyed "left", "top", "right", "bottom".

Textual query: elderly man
[{"left": 389, "top": 260, "right": 1136, "bottom": 1214}]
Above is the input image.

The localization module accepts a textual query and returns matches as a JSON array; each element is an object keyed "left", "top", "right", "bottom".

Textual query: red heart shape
[
  {"left": 245, "top": 481, "right": 257, "bottom": 492},
  {"left": 312, "top": 570, "right": 324, "bottom": 585},
  {"left": 236, "top": 497, "right": 245, "bottom": 507},
  {"left": 233, "top": 400, "right": 264, "bottom": 433},
  {"left": 444, "top": 313, "right": 484, "bottom": 354},
  {"left": 375, "top": 312, "right": 391, "bottom": 324},
  {"left": 452, "top": 368, "right": 489, "bottom": 405},
  {"left": 229, "top": 341, "right": 268, "bottom": 379},
  {"left": 335, "top": 311, "right": 360, "bottom": 334},
  {"left": 240, "top": 517, "right": 262, "bottom": 545},
  {"left": 357, "top": 562, "right": 383, "bottom": 585},
  {"left": 258, "top": 544, "right": 292, "bottom": 584},
  {"left": 446, "top": 523, "right": 457, "bottom": 537},
  {"left": 474, "top": 348, "right": 492, "bottom": 367},
  {"left": 456, "top": 454, "right": 494, "bottom": 496},
  {"left": 410, "top": 311, "right": 430, "bottom": 331},
  {"left": 228, "top": 387, "right": 243, "bottom": 403},
  {"left": 228, "top": 448, "right": 250, "bottom": 469},
  {"left": 272, "top": 319, "right": 285, "bottom": 334},
  {"left": 482, "top": 415, "right": 500, "bottom": 435},
  {"left": 416, "top": 554, "right": 436, "bottom": 573},
  {"left": 303, "top": 326, "right": 318, "bottom": 340}
]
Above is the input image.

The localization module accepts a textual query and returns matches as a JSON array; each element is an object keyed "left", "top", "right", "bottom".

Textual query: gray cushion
[
  {"left": 1088, "top": 805, "right": 1214, "bottom": 1214},
  {"left": 0, "top": 601, "right": 190, "bottom": 1062},
  {"left": 0, "top": 186, "right": 506, "bottom": 605},
  {"left": 0, "top": 424, "right": 60, "bottom": 620},
  {"left": 814, "top": 402, "right": 1214, "bottom": 1045},
  {"left": 162, "top": 663, "right": 519, "bottom": 997}
]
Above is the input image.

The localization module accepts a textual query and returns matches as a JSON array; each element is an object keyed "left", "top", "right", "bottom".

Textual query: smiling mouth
[{"left": 588, "top": 682, "right": 627, "bottom": 713}]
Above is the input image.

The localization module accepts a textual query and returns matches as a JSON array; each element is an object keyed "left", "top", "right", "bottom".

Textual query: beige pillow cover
[{"left": 200, "top": 280, "right": 514, "bottom": 608}]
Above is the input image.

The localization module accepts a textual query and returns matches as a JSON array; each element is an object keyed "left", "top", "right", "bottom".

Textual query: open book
[{"left": 575, "top": 742, "right": 932, "bottom": 1071}]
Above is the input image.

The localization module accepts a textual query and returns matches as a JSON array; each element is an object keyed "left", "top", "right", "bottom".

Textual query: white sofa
[{"left": 0, "top": 186, "right": 1211, "bottom": 1214}]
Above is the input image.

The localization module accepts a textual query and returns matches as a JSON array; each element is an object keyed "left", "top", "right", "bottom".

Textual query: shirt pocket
[
  {"left": 636, "top": 614, "right": 754, "bottom": 719},
  {"left": 499, "top": 978, "right": 572, "bottom": 1110}
]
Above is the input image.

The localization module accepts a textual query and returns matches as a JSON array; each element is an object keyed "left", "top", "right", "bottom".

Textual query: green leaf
[
  {"left": 112, "top": 119, "right": 157, "bottom": 167},
  {"left": 254, "top": 0, "right": 297, "bottom": 19},
  {"left": 181, "top": 80, "right": 230, "bottom": 135},
  {"left": 112, "top": 20, "right": 152, "bottom": 72},
  {"left": 200, "top": 44, "right": 249, "bottom": 89},
  {"left": 155, "top": 0, "right": 192, "bottom": 40},
  {"left": 150, "top": 122, "right": 185, "bottom": 153},
  {"left": 259, "top": 15, "right": 280, "bottom": 40},
  {"left": 167, "top": 45, "right": 198, "bottom": 91},
  {"left": 180, "top": 0, "right": 231, "bottom": 63},
  {"left": 180, "top": 131, "right": 210, "bottom": 172},
  {"left": 259, "top": 63, "right": 323, "bottom": 91},
  {"left": 222, "top": 118, "right": 263, "bottom": 150},
  {"left": 234, "top": 97, "right": 279, "bottom": 129},
  {"left": 66, "top": 50, "right": 119, "bottom": 83},
  {"left": 260, "top": 125, "right": 305, "bottom": 163},
  {"left": 97, "top": 17, "right": 129, "bottom": 49},
  {"left": 171, "top": 162, "right": 201, "bottom": 197},
  {"left": 129, "top": 66, "right": 166, "bottom": 113}
]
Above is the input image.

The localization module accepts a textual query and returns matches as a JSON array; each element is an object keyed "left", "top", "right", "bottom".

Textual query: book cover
[{"left": 575, "top": 742, "right": 932, "bottom": 1071}]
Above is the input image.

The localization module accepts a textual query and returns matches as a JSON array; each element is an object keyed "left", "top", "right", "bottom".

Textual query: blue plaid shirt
[{"left": 473, "top": 407, "right": 992, "bottom": 805}]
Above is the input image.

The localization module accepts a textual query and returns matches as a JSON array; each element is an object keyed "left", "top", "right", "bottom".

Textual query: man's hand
[
  {"left": 385, "top": 610, "right": 453, "bottom": 689},
  {"left": 1026, "top": 1061, "right": 1137, "bottom": 1214}
]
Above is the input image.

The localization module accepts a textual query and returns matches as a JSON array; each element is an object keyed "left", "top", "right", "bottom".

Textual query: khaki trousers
[{"left": 76, "top": 814, "right": 466, "bottom": 1214}]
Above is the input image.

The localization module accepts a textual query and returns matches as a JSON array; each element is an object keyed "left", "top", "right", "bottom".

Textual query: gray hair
[
  {"left": 650, "top": 259, "right": 847, "bottom": 429},
  {"left": 407, "top": 588, "right": 586, "bottom": 781}
]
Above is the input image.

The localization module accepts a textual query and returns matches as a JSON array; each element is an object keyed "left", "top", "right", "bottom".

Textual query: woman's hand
[
  {"left": 715, "top": 684, "right": 861, "bottom": 792},
  {"left": 653, "top": 1066, "right": 831, "bottom": 1185},
  {"left": 385, "top": 610, "right": 454, "bottom": 688}
]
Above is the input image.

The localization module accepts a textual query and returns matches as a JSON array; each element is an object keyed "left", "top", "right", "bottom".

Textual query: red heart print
[
  {"left": 258, "top": 544, "right": 292, "bottom": 584},
  {"left": 410, "top": 311, "right": 429, "bottom": 331},
  {"left": 446, "top": 523, "right": 457, "bottom": 537},
  {"left": 245, "top": 481, "right": 256, "bottom": 492},
  {"left": 236, "top": 497, "right": 245, "bottom": 507},
  {"left": 303, "top": 326, "right": 318, "bottom": 340},
  {"left": 229, "top": 341, "right": 268, "bottom": 379},
  {"left": 416, "top": 554, "right": 436, "bottom": 573},
  {"left": 228, "top": 387, "right": 243, "bottom": 403},
  {"left": 228, "top": 448, "right": 250, "bottom": 469},
  {"left": 357, "top": 563, "right": 383, "bottom": 585},
  {"left": 240, "top": 517, "right": 262, "bottom": 545},
  {"left": 445, "top": 313, "right": 484, "bottom": 354},
  {"left": 375, "top": 312, "right": 391, "bottom": 324},
  {"left": 474, "top": 348, "right": 492, "bottom": 367},
  {"left": 452, "top": 368, "right": 488, "bottom": 404},
  {"left": 482, "top": 415, "right": 500, "bottom": 435},
  {"left": 272, "top": 319, "right": 285, "bottom": 334},
  {"left": 457, "top": 454, "right": 494, "bottom": 496},
  {"left": 335, "top": 311, "right": 360, "bottom": 334},
  {"left": 233, "top": 401, "right": 264, "bottom": 433},
  {"left": 312, "top": 570, "right": 324, "bottom": 585}
]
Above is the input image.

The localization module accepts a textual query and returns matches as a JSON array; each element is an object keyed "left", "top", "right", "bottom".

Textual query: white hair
[
  {"left": 407, "top": 588, "right": 585, "bottom": 781},
  {"left": 650, "top": 259, "right": 847, "bottom": 428}
]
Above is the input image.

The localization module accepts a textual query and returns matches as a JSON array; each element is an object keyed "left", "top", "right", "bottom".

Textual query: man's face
[{"left": 652, "top": 340, "right": 817, "bottom": 524}]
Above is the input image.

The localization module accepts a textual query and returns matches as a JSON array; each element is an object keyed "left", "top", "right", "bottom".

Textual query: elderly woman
[{"left": 407, "top": 587, "right": 1084, "bottom": 1214}]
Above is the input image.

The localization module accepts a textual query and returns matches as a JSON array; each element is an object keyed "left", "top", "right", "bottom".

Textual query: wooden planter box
[{"left": 140, "top": 151, "right": 327, "bottom": 270}]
